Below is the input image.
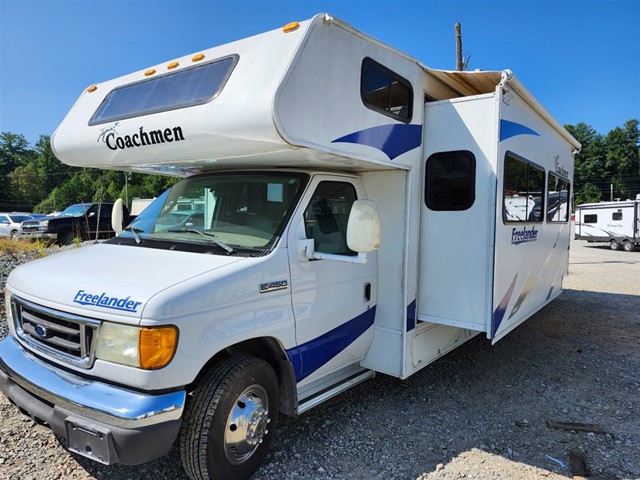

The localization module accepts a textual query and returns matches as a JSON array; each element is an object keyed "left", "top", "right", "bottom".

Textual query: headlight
[
  {"left": 95, "top": 323, "right": 178, "bottom": 370},
  {"left": 4, "top": 288, "right": 12, "bottom": 323}
]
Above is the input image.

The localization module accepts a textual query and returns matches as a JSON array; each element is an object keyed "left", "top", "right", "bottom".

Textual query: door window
[{"left": 304, "top": 182, "right": 357, "bottom": 256}]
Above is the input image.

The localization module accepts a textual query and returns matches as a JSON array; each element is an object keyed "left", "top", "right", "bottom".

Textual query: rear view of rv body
[{"left": 3, "top": 13, "right": 580, "bottom": 480}]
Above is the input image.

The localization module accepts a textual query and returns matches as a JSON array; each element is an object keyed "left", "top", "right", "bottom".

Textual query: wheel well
[{"left": 190, "top": 337, "right": 298, "bottom": 416}]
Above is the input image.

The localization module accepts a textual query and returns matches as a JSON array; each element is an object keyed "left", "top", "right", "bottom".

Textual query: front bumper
[
  {"left": 18, "top": 231, "right": 57, "bottom": 241},
  {"left": 0, "top": 336, "right": 186, "bottom": 465}
]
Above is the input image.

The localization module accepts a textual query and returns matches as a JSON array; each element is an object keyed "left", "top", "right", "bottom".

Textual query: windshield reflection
[{"left": 121, "top": 172, "right": 307, "bottom": 254}]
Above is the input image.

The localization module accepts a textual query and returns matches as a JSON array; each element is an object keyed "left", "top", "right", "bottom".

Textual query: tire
[
  {"left": 9, "top": 230, "right": 18, "bottom": 240},
  {"left": 58, "top": 231, "right": 74, "bottom": 246},
  {"left": 609, "top": 239, "right": 620, "bottom": 251},
  {"left": 180, "top": 356, "right": 279, "bottom": 480},
  {"left": 623, "top": 242, "right": 636, "bottom": 252}
]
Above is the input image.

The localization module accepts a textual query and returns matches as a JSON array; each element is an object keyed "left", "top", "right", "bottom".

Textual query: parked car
[
  {"left": 19, "top": 203, "right": 132, "bottom": 245},
  {"left": 0, "top": 213, "right": 34, "bottom": 238}
]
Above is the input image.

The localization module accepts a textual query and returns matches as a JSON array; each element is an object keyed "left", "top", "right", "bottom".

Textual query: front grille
[
  {"left": 11, "top": 296, "right": 100, "bottom": 368},
  {"left": 20, "top": 221, "right": 41, "bottom": 233}
]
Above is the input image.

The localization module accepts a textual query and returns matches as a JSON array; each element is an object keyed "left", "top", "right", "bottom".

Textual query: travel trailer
[
  {"left": 0, "top": 14, "right": 579, "bottom": 480},
  {"left": 575, "top": 196, "right": 640, "bottom": 252}
]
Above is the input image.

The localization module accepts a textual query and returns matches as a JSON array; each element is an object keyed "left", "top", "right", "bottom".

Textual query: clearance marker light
[
  {"left": 87, "top": 85, "right": 98, "bottom": 93},
  {"left": 167, "top": 61, "right": 179, "bottom": 70},
  {"left": 144, "top": 68, "right": 156, "bottom": 76},
  {"left": 283, "top": 21, "right": 299, "bottom": 33},
  {"left": 192, "top": 53, "right": 205, "bottom": 62}
]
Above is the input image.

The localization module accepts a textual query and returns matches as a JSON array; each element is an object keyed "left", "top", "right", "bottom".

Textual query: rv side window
[
  {"left": 304, "top": 182, "right": 358, "bottom": 256},
  {"left": 361, "top": 58, "right": 412, "bottom": 122},
  {"left": 425, "top": 150, "right": 476, "bottom": 211},
  {"left": 89, "top": 55, "right": 238, "bottom": 125},
  {"left": 584, "top": 214, "right": 598, "bottom": 223},
  {"left": 503, "top": 153, "right": 545, "bottom": 223},
  {"left": 546, "top": 173, "right": 570, "bottom": 222},
  {"left": 612, "top": 212, "right": 623, "bottom": 221}
]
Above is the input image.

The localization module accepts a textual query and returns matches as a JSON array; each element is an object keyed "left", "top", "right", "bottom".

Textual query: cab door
[{"left": 286, "top": 176, "right": 377, "bottom": 384}]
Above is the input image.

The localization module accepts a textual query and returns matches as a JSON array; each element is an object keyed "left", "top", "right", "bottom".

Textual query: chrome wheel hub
[{"left": 224, "top": 385, "right": 270, "bottom": 464}]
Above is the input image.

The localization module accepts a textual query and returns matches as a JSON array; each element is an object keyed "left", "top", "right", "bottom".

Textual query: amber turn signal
[{"left": 139, "top": 326, "right": 178, "bottom": 370}]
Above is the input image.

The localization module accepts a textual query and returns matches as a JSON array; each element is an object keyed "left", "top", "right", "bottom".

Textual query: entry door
[{"left": 286, "top": 177, "right": 377, "bottom": 384}]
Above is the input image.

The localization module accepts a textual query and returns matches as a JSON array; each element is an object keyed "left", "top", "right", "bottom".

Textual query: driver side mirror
[{"left": 347, "top": 200, "right": 381, "bottom": 253}]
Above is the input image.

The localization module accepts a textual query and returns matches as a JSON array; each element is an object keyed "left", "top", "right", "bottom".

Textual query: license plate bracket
[{"left": 65, "top": 417, "right": 114, "bottom": 465}]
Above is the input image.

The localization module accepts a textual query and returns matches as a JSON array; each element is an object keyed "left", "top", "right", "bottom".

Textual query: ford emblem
[{"left": 34, "top": 324, "right": 49, "bottom": 338}]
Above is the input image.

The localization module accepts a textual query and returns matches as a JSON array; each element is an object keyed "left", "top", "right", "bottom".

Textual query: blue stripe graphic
[
  {"left": 287, "top": 307, "right": 376, "bottom": 382},
  {"left": 406, "top": 300, "right": 416, "bottom": 331},
  {"left": 332, "top": 124, "right": 422, "bottom": 160},
  {"left": 492, "top": 274, "right": 518, "bottom": 337},
  {"left": 500, "top": 120, "right": 540, "bottom": 141}
]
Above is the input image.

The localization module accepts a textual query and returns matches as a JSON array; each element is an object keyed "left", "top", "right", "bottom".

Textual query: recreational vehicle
[
  {"left": 0, "top": 14, "right": 580, "bottom": 480},
  {"left": 575, "top": 196, "right": 640, "bottom": 251}
]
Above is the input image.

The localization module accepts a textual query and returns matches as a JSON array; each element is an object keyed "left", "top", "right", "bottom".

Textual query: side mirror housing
[
  {"left": 347, "top": 200, "right": 381, "bottom": 253},
  {"left": 112, "top": 199, "right": 124, "bottom": 234}
]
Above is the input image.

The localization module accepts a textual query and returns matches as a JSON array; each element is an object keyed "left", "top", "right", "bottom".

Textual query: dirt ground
[{"left": 0, "top": 236, "right": 638, "bottom": 480}]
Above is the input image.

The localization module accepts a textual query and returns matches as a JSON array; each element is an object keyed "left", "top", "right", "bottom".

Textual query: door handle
[{"left": 364, "top": 282, "right": 372, "bottom": 302}]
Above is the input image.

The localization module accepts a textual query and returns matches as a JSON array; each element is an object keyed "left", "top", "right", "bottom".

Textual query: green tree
[
  {"left": 0, "top": 132, "right": 35, "bottom": 210},
  {"left": 565, "top": 123, "right": 607, "bottom": 205},
  {"left": 604, "top": 119, "right": 640, "bottom": 200}
]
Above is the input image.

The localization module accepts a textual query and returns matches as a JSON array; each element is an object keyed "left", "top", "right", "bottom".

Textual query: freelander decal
[
  {"left": 332, "top": 124, "right": 422, "bottom": 160},
  {"left": 73, "top": 289, "right": 143, "bottom": 313}
]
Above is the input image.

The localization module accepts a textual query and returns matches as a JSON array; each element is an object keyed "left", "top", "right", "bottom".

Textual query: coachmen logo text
[
  {"left": 98, "top": 123, "right": 185, "bottom": 151},
  {"left": 73, "top": 289, "right": 143, "bottom": 313}
]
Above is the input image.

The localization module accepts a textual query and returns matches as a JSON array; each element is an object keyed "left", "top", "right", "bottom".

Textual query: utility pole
[{"left": 455, "top": 23, "right": 464, "bottom": 71}]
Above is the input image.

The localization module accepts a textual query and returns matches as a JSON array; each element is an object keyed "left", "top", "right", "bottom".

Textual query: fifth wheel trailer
[{"left": 0, "top": 13, "right": 580, "bottom": 480}]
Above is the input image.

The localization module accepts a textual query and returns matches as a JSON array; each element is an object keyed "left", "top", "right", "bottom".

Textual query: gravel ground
[{"left": 0, "top": 236, "right": 638, "bottom": 480}]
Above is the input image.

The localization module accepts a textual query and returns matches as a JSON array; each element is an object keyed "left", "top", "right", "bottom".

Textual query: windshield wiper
[
  {"left": 125, "top": 225, "right": 144, "bottom": 244},
  {"left": 167, "top": 228, "right": 235, "bottom": 254}
]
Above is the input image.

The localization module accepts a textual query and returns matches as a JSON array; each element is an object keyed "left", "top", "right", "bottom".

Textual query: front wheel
[
  {"left": 623, "top": 241, "right": 636, "bottom": 252},
  {"left": 609, "top": 239, "right": 620, "bottom": 251},
  {"left": 180, "top": 356, "right": 280, "bottom": 480}
]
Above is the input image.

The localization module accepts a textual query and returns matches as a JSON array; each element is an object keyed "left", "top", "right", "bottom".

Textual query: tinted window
[
  {"left": 90, "top": 56, "right": 238, "bottom": 125},
  {"left": 547, "top": 173, "right": 570, "bottom": 222},
  {"left": 304, "top": 182, "right": 358, "bottom": 256},
  {"left": 612, "top": 212, "right": 623, "bottom": 221},
  {"left": 584, "top": 214, "right": 598, "bottom": 223},
  {"left": 361, "top": 58, "right": 412, "bottom": 122},
  {"left": 426, "top": 150, "right": 476, "bottom": 211},
  {"left": 503, "top": 153, "right": 545, "bottom": 223}
]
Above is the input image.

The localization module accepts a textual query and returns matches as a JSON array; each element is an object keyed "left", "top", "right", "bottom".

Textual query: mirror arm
[{"left": 301, "top": 239, "right": 368, "bottom": 264}]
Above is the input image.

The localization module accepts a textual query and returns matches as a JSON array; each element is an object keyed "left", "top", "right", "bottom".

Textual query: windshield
[
  {"left": 120, "top": 172, "right": 308, "bottom": 254},
  {"left": 60, "top": 204, "right": 91, "bottom": 217},
  {"left": 9, "top": 215, "right": 32, "bottom": 223}
]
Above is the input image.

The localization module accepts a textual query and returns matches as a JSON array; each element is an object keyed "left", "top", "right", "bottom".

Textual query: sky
[{"left": 0, "top": 0, "right": 638, "bottom": 146}]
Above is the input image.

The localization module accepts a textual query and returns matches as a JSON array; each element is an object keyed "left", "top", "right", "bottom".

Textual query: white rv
[
  {"left": 0, "top": 14, "right": 579, "bottom": 480},
  {"left": 575, "top": 196, "right": 640, "bottom": 251}
]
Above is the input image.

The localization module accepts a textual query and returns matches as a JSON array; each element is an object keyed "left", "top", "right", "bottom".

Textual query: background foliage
[
  {"left": 0, "top": 120, "right": 639, "bottom": 213},
  {"left": 0, "top": 133, "right": 177, "bottom": 213}
]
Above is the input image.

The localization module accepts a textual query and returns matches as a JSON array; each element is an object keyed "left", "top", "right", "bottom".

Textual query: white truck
[
  {"left": 0, "top": 14, "right": 580, "bottom": 480},
  {"left": 574, "top": 196, "right": 640, "bottom": 252}
]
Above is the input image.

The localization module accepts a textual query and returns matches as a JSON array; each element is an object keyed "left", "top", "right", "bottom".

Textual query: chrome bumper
[
  {"left": 0, "top": 335, "right": 186, "bottom": 465},
  {"left": 18, "top": 232, "right": 57, "bottom": 241},
  {"left": 0, "top": 335, "right": 185, "bottom": 427}
]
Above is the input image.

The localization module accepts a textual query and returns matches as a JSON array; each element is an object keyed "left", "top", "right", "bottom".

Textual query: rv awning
[
  {"left": 424, "top": 68, "right": 581, "bottom": 151},
  {"left": 424, "top": 68, "right": 504, "bottom": 97}
]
